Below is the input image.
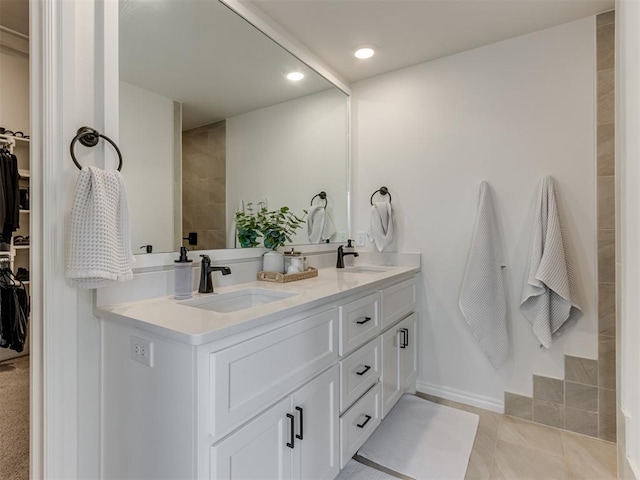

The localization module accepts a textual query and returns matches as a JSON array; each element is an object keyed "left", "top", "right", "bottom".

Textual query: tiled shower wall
[
  {"left": 504, "top": 11, "right": 616, "bottom": 442},
  {"left": 182, "top": 121, "right": 227, "bottom": 250}
]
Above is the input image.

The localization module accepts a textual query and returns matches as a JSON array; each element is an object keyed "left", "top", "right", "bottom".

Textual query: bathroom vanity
[{"left": 97, "top": 264, "right": 418, "bottom": 480}]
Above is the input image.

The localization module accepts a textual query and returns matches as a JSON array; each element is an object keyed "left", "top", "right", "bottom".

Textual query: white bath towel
[
  {"left": 66, "top": 167, "right": 134, "bottom": 288},
  {"left": 520, "top": 176, "right": 582, "bottom": 348},
  {"left": 367, "top": 202, "right": 394, "bottom": 252},
  {"left": 307, "top": 205, "right": 336, "bottom": 244},
  {"left": 459, "top": 182, "right": 509, "bottom": 368}
]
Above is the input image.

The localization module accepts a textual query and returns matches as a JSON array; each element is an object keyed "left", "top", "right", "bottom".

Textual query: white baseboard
[{"left": 416, "top": 381, "right": 504, "bottom": 414}]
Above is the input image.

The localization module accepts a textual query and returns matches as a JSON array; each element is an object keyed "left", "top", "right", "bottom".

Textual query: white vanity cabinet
[
  {"left": 99, "top": 270, "right": 418, "bottom": 480},
  {"left": 211, "top": 366, "right": 339, "bottom": 480},
  {"left": 381, "top": 313, "right": 418, "bottom": 418}
]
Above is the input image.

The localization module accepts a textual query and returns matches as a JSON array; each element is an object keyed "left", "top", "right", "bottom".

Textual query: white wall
[
  {"left": 226, "top": 88, "right": 349, "bottom": 246},
  {"left": 0, "top": 33, "right": 29, "bottom": 133},
  {"left": 617, "top": 0, "right": 640, "bottom": 476},
  {"left": 352, "top": 17, "right": 597, "bottom": 408},
  {"left": 119, "top": 81, "right": 177, "bottom": 253}
]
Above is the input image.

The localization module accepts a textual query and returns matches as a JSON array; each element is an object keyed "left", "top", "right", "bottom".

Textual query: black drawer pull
[
  {"left": 286, "top": 413, "right": 295, "bottom": 449},
  {"left": 295, "top": 406, "right": 304, "bottom": 440},
  {"left": 356, "top": 365, "right": 371, "bottom": 376},
  {"left": 356, "top": 316, "right": 372, "bottom": 325},
  {"left": 357, "top": 414, "right": 372, "bottom": 429},
  {"left": 400, "top": 328, "right": 408, "bottom": 349}
]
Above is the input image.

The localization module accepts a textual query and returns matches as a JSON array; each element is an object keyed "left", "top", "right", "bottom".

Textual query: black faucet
[
  {"left": 336, "top": 244, "right": 359, "bottom": 268},
  {"left": 199, "top": 255, "right": 232, "bottom": 293}
]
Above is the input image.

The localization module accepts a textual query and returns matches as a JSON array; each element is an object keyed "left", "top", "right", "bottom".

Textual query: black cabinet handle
[
  {"left": 295, "top": 406, "right": 304, "bottom": 440},
  {"left": 356, "top": 365, "right": 371, "bottom": 376},
  {"left": 357, "top": 414, "right": 372, "bottom": 429},
  {"left": 356, "top": 316, "right": 372, "bottom": 325},
  {"left": 286, "top": 413, "right": 295, "bottom": 449},
  {"left": 400, "top": 328, "right": 408, "bottom": 349}
]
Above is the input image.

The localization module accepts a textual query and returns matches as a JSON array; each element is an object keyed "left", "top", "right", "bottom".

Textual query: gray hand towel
[
  {"left": 459, "top": 182, "right": 509, "bottom": 368},
  {"left": 520, "top": 176, "right": 582, "bottom": 348}
]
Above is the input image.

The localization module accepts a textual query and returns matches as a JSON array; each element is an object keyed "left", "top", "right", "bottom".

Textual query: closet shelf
[
  {"left": 13, "top": 245, "right": 29, "bottom": 250},
  {"left": 19, "top": 209, "right": 29, "bottom": 213},
  {"left": 18, "top": 169, "right": 30, "bottom": 178}
]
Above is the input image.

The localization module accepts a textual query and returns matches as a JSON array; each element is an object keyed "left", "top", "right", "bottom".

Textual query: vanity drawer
[
  {"left": 339, "top": 382, "right": 382, "bottom": 469},
  {"left": 209, "top": 308, "right": 338, "bottom": 438},
  {"left": 339, "top": 337, "right": 381, "bottom": 413},
  {"left": 381, "top": 278, "right": 416, "bottom": 330},
  {"left": 339, "top": 292, "right": 380, "bottom": 356}
]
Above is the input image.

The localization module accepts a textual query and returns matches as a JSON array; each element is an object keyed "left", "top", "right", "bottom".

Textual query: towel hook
[
  {"left": 310, "top": 191, "right": 328, "bottom": 208},
  {"left": 370, "top": 186, "right": 392, "bottom": 205},
  {"left": 70, "top": 126, "right": 123, "bottom": 171}
]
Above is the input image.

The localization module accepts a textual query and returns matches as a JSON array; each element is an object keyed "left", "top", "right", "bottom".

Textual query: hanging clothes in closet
[
  {"left": 0, "top": 145, "right": 20, "bottom": 242},
  {"left": 0, "top": 261, "right": 29, "bottom": 352}
]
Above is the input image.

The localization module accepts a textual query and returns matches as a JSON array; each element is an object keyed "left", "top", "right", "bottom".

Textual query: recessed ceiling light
[
  {"left": 354, "top": 45, "right": 376, "bottom": 59},
  {"left": 286, "top": 71, "right": 305, "bottom": 81}
]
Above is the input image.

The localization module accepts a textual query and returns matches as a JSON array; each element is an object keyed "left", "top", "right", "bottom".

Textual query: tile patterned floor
[{"left": 415, "top": 393, "right": 617, "bottom": 480}]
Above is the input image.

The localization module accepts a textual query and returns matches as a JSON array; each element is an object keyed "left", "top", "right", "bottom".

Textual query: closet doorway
[{"left": 0, "top": 0, "right": 32, "bottom": 479}]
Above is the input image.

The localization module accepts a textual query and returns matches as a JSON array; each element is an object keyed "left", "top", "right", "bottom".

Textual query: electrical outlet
[
  {"left": 131, "top": 336, "right": 154, "bottom": 367},
  {"left": 356, "top": 232, "right": 366, "bottom": 246}
]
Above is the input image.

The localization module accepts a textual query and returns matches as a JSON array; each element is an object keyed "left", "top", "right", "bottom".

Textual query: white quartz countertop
[{"left": 96, "top": 265, "right": 419, "bottom": 346}]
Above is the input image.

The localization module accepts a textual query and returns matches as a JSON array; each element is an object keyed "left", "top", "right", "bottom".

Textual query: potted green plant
[
  {"left": 257, "top": 206, "right": 307, "bottom": 272},
  {"left": 234, "top": 203, "right": 261, "bottom": 248}
]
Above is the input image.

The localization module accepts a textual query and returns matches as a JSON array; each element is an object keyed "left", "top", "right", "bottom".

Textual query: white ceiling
[
  {"left": 120, "top": 0, "right": 336, "bottom": 130},
  {"left": 248, "top": 0, "right": 614, "bottom": 83}
]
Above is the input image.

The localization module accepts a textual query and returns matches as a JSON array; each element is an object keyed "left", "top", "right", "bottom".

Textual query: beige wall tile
[
  {"left": 599, "top": 388, "right": 616, "bottom": 442},
  {"left": 598, "top": 176, "right": 615, "bottom": 230},
  {"left": 596, "top": 10, "right": 615, "bottom": 28},
  {"left": 564, "top": 356, "right": 598, "bottom": 386},
  {"left": 208, "top": 177, "right": 226, "bottom": 204},
  {"left": 490, "top": 440, "right": 565, "bottom": 480},
  {"left": 597, "top": 123, "right": 615, "bottom": 176},
  {"left": 562, "top": 430, "right": 616, "bottom": 479},
  {"left": 599, "top": 335, "right": 616, "bottom": 390},
  {"left": 598, "top": 283, "right": 616, "bottom": 336},
  {"left": 183, "top": 178, "right": 209, "bottom": 207},
  {"left": 598, "top": 69, "right": 615, "bottom": 125},
  {"left": 598, "top": 229, "right": 616, "bottom": 283},
  {"left": 565, "top": 382, "right": 597, "bottom": 412},
  {"left": 533, "top": 375, "right": 564, "bottom": 404},
  {"left": 504, "top": 392, "right": 532, "bottom": 421},
  {"left": 533, "top": 399, "right": 564, "bottom": 428},
  {"left": 597, "top": 23, "right": 615, "bottom": 71},
  {"left": 564, "top": 407, "right": 598, "bottom": 437}
]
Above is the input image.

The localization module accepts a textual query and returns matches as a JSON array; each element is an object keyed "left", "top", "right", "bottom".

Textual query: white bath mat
[
  {"left": 336, "top": 460, "right": 400, "bottom": 480},
  {"left": 358, "top": 394, "right": 479, "bottom": 480}
]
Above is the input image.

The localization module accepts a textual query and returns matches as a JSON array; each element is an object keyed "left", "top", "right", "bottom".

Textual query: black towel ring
[
  {"left": 70, "top": 126, "right": 123, "bottom": 171},
  {"left": 310, "top": 191, "right": 328, "bottom": 208},
  {"left": 370, "top": 186, "right": 392, "bottom": 205}
]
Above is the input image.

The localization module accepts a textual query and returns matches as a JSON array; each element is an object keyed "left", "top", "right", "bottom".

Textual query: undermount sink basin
[
  {"left": 180, "top": 288, "right": 297, "bottom": 313},
  {"left": 341, "top": 266, "right": 391, "bottom": 274}
]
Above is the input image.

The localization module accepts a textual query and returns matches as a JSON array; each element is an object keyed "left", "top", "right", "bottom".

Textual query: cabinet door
[
  {"left": 291, "top": 366, "right": 340, "bottom": 480},
  {"left": 211, "top": 398, "right": 293, "bottom": 480},
  {"left": 381, "top": 326, "right": 401, "bottom": 418},
  {"left": 398, "top": 313, "right": 418, "bottom": 391}
]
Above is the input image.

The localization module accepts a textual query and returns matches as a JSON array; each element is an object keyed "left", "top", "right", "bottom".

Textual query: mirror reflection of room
[{"left": 119, "top": 0, "right": 349, "bottom": 254}]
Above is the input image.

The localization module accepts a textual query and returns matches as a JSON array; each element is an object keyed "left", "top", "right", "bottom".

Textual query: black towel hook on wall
[
  {"left": 370, "top": 186, "right": 392, "bottom": 205},
  {"left": 310, "top": 191, "right": 328, "bottom": 208},
  {"left": 70, "top": 126, "right": 123, "bottom": 171}
]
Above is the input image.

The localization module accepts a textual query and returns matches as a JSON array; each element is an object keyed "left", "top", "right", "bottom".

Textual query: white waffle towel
[
  {"left": 459, "top": 182, "right": 509, "bottom": 368},
  {"left": 66, "top": 167, "right": 134, "bottom": 288},
  {"left": 367, "top": 202, "right": 394, "bottom": 252},
  {"left": 307, "top": 205, "right": 336, "bottom": 244},
  {"left": 520, "top": 176, "right": 582, "bottom": 348}
]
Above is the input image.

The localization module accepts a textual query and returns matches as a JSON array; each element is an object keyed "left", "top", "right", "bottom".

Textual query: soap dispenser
[
  {"left": 174, "top": 246, "right": 194, "bottom": 300},
  {"left": 344, "top": 239, "right": 356, "bottom": 267}
]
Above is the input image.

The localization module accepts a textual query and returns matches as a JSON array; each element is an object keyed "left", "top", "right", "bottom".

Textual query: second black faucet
[{"left": 199, "top": 255, "right": 232, "bottom": 293}]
